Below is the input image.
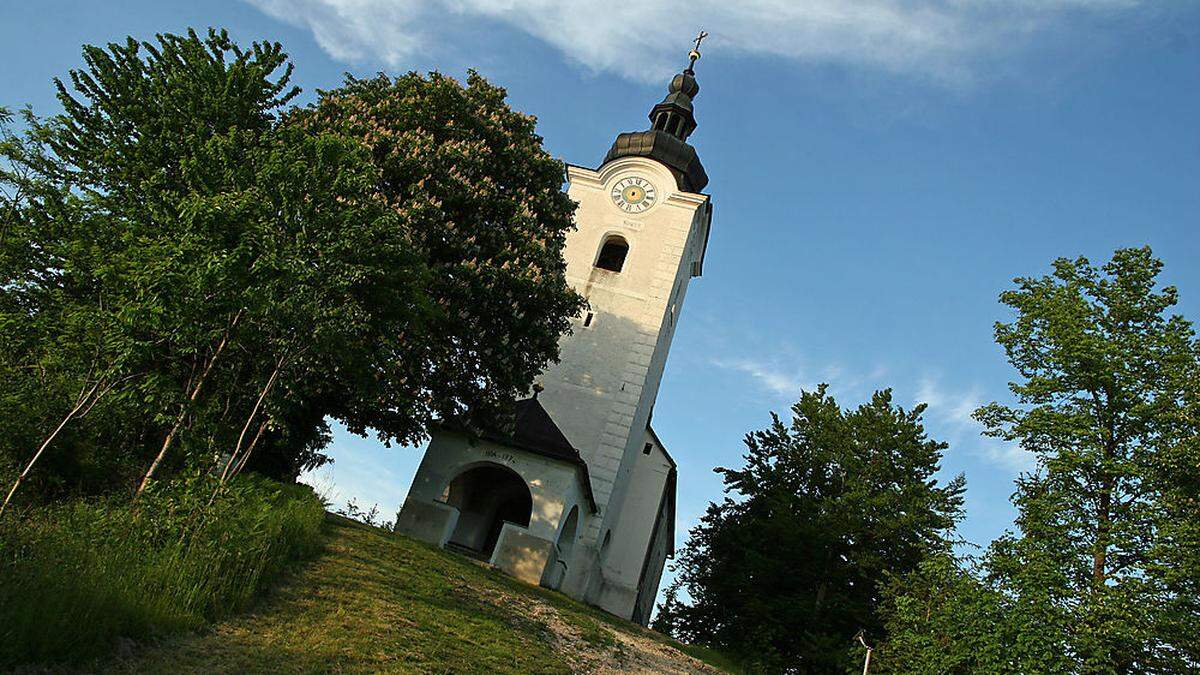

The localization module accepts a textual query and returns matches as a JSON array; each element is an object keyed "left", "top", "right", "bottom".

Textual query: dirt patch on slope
[{"left": 465, "top": 579, "right": 722, "bottom": 674}]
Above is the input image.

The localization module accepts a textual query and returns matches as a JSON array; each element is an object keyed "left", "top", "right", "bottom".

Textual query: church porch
[{"left": 395, "top": 422, "right": 596, "bottom": 589}]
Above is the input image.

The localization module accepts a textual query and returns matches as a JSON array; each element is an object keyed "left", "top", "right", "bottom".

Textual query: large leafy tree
[
  {"left": 1, "top": 30, "right": 583, "bottom": 507},
  {"left": 292, "top": 72, "right": 585, "bottom": 441},
  {"left": 0, "top": 29, "right": 372, "bottom": 503},
  {"left": 879, "top": 248, "right": 1200, "bottom": 672},
  {"left": 654, "top": 387, "right": 965, "bottom": 672},
  {"left": 980, "top": 247, "right": 1200, "bottom": 671}
]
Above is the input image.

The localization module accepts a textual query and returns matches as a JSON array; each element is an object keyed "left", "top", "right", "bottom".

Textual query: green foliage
[
  {"left": 0, "top": 474, "right": 324, "bottom": 667},
  {"left": 655, "top": 386, "right": 965, "bottom": 672},
  {"left": 0, "top": 28, "right": 582, "bottom": 504},
  {"left": 0, "top": 28, "right": 317, "bottom": 499},
  {"left": 879, "top": 248, "right": 1200, "bottom": 672},
  {"left": 293, "top": 71, "right": 586, "bottom": 439},
  {"left": 336, "top": 497, "right": 394, "bottom": 530},
  {"left": 875, "top": 552, "right": 1015, "bottom": 673}
]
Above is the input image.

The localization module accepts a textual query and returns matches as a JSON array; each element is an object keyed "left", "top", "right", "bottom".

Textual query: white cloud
[
  {"left": 916, "top": 374, "right": 981, "bottom": 426},
  {"left": 709, "top": 350, "right": 855, "bottom": 402},
  {"left": 245, "top": 0, "right": 1143, "bottom": 84},
  {"left": 709, "top": 355, "right": 812, "bottom": 399},
  {"left": 977, "top": 436, "right": 1037, "bottom": 472},
  {"left": 711, "top": 357, "right": 1035, "bottom": 470},
  {"left": 913, "top": 374, "right": 1035, "bottom": 471}
]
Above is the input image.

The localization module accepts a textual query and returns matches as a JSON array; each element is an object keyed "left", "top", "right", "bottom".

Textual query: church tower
[
  {"left": 395, "top": 35, "right": 713, "bottom": 626},
  {"left": 538, "top": 35, "right": 713, "bottom": 618}
]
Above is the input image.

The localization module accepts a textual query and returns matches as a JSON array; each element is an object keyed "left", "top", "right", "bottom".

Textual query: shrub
[{"left": 0, "top": 474, "right": 325, "bottom": 667}]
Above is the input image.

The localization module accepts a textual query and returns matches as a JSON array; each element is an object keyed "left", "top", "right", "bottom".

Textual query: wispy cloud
[
  {"left": 709, "top": 356, "right": 812, "bottom": 399},
  {"left": 916, "top": 375, "right": 982, "bottom": 427},
  {"left": 708, "top": 349, "right": 868, "bottom": 403},
  {"left": 913, "top": 374, "right": 1034, "bottom": 471},
  {"left": 977, "top": 436, "right": 1037, "bottom": 473},
  {"left": 710, "top": 354, "right": 1034, "bottom": 471},
  {"left": 246, "top": 0, "right": 1145, "bottom": 84},
  {"left": 708, "top": 348, "right": 898, "bottom": 413}
]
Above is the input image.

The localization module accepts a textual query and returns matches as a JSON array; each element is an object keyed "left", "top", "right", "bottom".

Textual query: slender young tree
[
  {"left": 975, "top": 247, "right": 1200, "bottom": 671},
  {"left": 879, "top": 248, "right": 1200, "bottom": 672},
  {"left": 0, "top": 29, "right": 307, "bottom": 501},
  {"left": 0, "top": 104, "right": 148, "bottom": 507}
]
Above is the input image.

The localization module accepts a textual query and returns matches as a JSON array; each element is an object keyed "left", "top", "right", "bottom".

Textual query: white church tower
[{"left": 396, "top": 35, "right": 714, "bottom": 625}]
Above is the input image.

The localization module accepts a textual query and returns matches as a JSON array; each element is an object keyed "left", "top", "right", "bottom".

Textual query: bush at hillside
[{"left": 0, "top": 475, "right": 325, "bottom": 667}]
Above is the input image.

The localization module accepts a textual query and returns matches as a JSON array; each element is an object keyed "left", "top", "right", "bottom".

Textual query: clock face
[{"left": 610, "top": 176, "right": 657, "bottom": 214}]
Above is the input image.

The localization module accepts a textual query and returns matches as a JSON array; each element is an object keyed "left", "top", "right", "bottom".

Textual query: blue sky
[{"left": 5, "top": 0, "right": 1198, "bottom": 587}]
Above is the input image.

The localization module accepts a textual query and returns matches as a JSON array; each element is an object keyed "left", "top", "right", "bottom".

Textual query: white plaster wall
[
  {"left": 632, "top": 478, "right": 674, "bottom": 625},
  {"left": 539, "top": 157, "right": 709, "bottom": 553},
  {"left": 592, "top": 429, "right": 674, "bottom": 616},
  {"left": 399, "top": 154, "right": 710, "bottom": 621},
  {"left": 403, "top": 430, "right": 589, "bottom": 543},
  {"left": 599, "top": 201, "right": 707, "bottom": 544},
  {"left": 605, "top": 431, "right": 673, "bottom": 582}
]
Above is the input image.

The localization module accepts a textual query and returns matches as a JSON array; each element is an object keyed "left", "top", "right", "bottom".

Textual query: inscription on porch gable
[{"left": 484, "top": 449, "right": 517, "bottom": 464}]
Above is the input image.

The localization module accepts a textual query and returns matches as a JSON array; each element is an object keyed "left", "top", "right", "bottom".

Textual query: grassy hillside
[
  {"left": 0, "top": 477, "right": 325, "bottom": 669},
  {"left": 98, "top": 514, "right": 737, "bottom": 674}
]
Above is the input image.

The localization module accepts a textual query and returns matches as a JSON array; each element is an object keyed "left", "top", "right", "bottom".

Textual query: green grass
[
  {"left": 95, "top": 515, "right": 737, "bottom": 674},
  {"left": 0, "top": 475, "right": 325, "bottom": 668}
]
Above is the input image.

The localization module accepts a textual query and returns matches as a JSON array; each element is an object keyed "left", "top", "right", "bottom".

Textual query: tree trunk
[
  {"left": 1092, "top": 431, "right": 1117, "bottom": 589},
  {"left": 813, "top": 548, "right": 834, "bottom": 620},
  {"left": 814, "top": 581, "right": 829, "bottom": 619},
  {"left": 230, "top": 419, "right": 269, "bottom": 479},
  {"left": 137, "top": 311, "right": 241, "bottom": 495},
  {"left": 1093, "top": 477, "right": 1112, "bottom": 587},
  {"left": 0, "top": 381, "right": 102, "bottom": 519}
]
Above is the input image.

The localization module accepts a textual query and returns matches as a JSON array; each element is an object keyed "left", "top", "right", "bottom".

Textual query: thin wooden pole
[
  {"left": 855, "top": 631, "right": 874, "bottom": 675},
  {"left": 230, "top": 419, "right": 268, "bottom": 479}
]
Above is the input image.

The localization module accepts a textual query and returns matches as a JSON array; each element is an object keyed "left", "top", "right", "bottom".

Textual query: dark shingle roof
[
  {"left": 502, "top": 398, "right": 580, "bottom": 463},
  {"left": 603, "top": 130, "right": 708, "bottom": 193},
  {"left": 474, "top": 398, "right": 598, "bottom": 513}
]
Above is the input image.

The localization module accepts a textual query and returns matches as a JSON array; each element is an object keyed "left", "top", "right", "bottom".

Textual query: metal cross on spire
[{"left": 685, "top": 30, "right": 708, "bottom": 74}]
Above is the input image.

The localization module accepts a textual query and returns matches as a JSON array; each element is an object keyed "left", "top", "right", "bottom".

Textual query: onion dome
[{"left": 604, "top": 32, "right": 710, "bottom": 192}]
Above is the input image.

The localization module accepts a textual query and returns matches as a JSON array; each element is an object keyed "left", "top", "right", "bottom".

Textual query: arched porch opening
[{"left": 443, "top": 463, "right": 532, "bottom": 560}]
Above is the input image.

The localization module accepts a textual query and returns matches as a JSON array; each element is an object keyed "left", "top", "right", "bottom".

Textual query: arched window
[{"left": 595, "top": 236, "right": 629, "bottom": 273}]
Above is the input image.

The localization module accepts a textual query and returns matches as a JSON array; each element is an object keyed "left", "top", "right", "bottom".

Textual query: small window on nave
[{"left": 595, "top": 236, "right": 629, "bottom": 273}]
